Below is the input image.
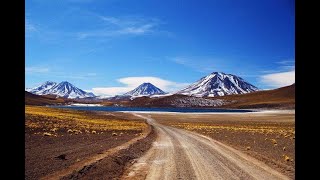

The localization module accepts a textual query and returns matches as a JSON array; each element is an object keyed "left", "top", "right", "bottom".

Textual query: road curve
[{"left": 121, "top": 113, "right": 291, "bottom": 180}]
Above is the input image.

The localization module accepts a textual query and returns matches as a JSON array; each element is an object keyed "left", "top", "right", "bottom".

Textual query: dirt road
[{"left": 122, "top": 113, "right": 291, "bottom": 180}]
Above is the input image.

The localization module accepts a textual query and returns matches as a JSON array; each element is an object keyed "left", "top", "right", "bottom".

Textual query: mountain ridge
[
  {"left": 123, "top": 84, "right": 294, "bottom": 109},
  {"left": 123, "top": 82, "right": 166, "bottom": 97},
  {"left": 27, "top": 81, "right": 95, "bottom": 99}
]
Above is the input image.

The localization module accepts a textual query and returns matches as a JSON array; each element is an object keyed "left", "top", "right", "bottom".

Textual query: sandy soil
[
  {"left": 122, "top": 113, "right": 292, "bottom": 180},
  {"left": 143, "top": 112, "right": 295, "bottom": 179},
  {"left": 63, "top": 126, "right": 156, "bottom": 180},
  {"left": 25, "top": 106, "right": 154, "bottom": 180},
  {"left": 25, "top": 129, "right": 141, "bottom": 179}
]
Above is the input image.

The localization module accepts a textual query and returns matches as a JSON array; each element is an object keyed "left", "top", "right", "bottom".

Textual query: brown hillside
[
  {"left": 125, "top": 84, "right": 295, "bottom": 109},
  {"left": 211, "top": 84, "right": 295, "bottom": 109},
  {"left": 128, "top": 95, "right": 186, "bottom": 107},
  {"left": 25, "top": 91, "right": 69, "bottom": 105}
]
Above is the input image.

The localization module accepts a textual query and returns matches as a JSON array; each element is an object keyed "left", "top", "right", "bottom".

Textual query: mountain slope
[
  {"left": 127, "top": 94, "right": 226, "bottom": 108},
  {"left": 124, "top": 84, "right": 294, "bottom": 109},
  {"left": 123, "top": 83, "right": 166, "bottom": 96},
  {"left": 28, "top": 81, "right": 95, "bottom": 99},
  {"left": 210, "top": 84, "right": 295, "bottom": 109},
  {"left": 177, "top": 72, "right": 258, "bottom": 97},
  {"left": 25, "top": 91, "right": 69, "bottom": 105},
  {"left": 28, "top": 81, "right": 57, "bottom": 95},
  {"left": 48, "top": 81, "right": 95, "bottom": 99}
]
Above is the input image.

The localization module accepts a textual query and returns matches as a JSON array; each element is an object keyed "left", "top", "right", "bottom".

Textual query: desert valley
[
  {"left": 25, "top": 1, "right": 295, "bottom": 179},
  {"left": 25, "top": 72, "right": 295, "bottom": 179}
]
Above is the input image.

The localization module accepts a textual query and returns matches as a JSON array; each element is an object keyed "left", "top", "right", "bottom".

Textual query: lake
[{"left": 52, "top": 106, "right": 253, "bottom": 113}]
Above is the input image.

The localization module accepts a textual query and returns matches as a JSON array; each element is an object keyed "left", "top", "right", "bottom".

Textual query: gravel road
[{"left": 122, "top": 113, "right": 291, "bottom": 180}]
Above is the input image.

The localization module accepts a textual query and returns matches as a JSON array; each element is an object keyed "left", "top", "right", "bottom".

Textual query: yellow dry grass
[
  {"left": 25, "top": 106, "right": 147, "bottom": 133},
  {"left": 169, "top": 122, "right": 295, "bottom": 138}
]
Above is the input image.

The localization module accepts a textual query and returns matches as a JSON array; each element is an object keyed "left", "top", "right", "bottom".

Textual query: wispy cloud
[
  {"left": 91, "top": 76, "right": 190, "bottom": 96},
  {"left": 260, "top": 70, "right": 295, "bottom": 88},
  {"left": 276, "top": 59, "right": 295, "bottom": 71},
  {"left": 99, "top": 16, "right": 159, "bottom": 28},
  {"left": 78, "top": 16, "right": 160, "bottom": 39},
  {"left": 118, "top": 24, "right": 155, "bottom": 35},
  {"left": 171, "top": 56, "right": 219, "bottom": 73},
  {"left": 276, "top": 60, "right": 295, "bottom": 65},
  {"left": 25, "top": 20, "right": 37, "bottom": 33},
  {"left": 32, "top": 0, "right": 94, "bottom": 3},
  {"left": 26, "top": 12, "right": 166, "bottom": 43},
  {"left": 87, "top": 73, "right": 97, "bottom": 76},
  {"left": 66, "top": 0, "right": 93, "bottom": 3},
  {"left": 26, "top": 65, "right": 98, "bottom": 80},
  {"left": 50, "top": 73, "right": 98, "bottom": 80},
  {"left": 26, "top": 66, "right": 49, "bottom": 73}
]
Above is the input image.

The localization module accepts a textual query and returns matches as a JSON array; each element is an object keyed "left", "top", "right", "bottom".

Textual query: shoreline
[
  {"left": 50, "top": 105, "right": 294, "bottom": 114},
  {"left": 120, "top": 109, "right": 295, "bottom": 115}
]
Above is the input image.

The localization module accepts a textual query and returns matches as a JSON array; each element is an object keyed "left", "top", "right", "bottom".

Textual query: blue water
[{"left": 52, "top": 106, "right": 252, "bottom": 113}]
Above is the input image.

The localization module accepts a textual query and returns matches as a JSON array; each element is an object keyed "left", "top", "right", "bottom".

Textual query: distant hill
[
  {"left": 25, "top": 91, "right": 69, "bottom": 105},
  {"left": 125, "top": 94, "right": 225, "bottom": 108},
  {"left": 124, "top": 84, "right": 295, "bottom": 109}
]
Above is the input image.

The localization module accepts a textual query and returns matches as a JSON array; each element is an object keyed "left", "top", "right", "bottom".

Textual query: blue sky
[{"left": 26, "top": 0, "right": 295, "bottom": 96}]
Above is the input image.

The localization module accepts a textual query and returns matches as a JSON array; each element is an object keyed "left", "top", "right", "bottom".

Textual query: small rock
[
  {"left": 284, "top": 155, "right": 290, "bottom": 162},
  {"left": 55, "top": 154, "right": 67, "bottom": 160},
  {"left": 43, "top": 132, "right": 53, "bottom": 136},
  {"left": 67, "top": 129, "right": 73, "bottom": 133}
]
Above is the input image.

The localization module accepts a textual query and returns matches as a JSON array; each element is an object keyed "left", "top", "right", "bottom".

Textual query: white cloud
[
  {"left": 91, "top": 87, "right": 132, "bottom": 97},
  {"left": 91, "top": 76, "right": 190, "bottom": 97},
  {"left": 260, "top": 70, "right": 295, "bottom": 88}
]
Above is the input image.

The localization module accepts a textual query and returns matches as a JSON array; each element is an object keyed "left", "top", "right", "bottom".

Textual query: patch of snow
[
  {"left": 68, "top": 103, "right": 102, "bottom": 107},
  {"left": 150, "top": 93, "right": 173, "bottom": 98}
]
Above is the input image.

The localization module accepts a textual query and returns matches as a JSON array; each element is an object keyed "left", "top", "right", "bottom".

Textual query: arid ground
[
  {"left": 25, "top": 106, "right": 155, "bottom": 179},
  {"left": 25, "top": 106, "right": 294, "bottom": 179}
]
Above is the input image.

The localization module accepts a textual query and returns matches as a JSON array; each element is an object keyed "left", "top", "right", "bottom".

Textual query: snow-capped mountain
[
  {"left": 177, "top": 72, "right": 258, "bottom": 97},
  {"left": 28, "top": 81, "right": 57, "bottom": 95},
  {"left": 27, "top": 81, "right": 95, "bottom": 99},
  {"left": 123, "top": 83, "right": 166, "bottom": 97}
]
